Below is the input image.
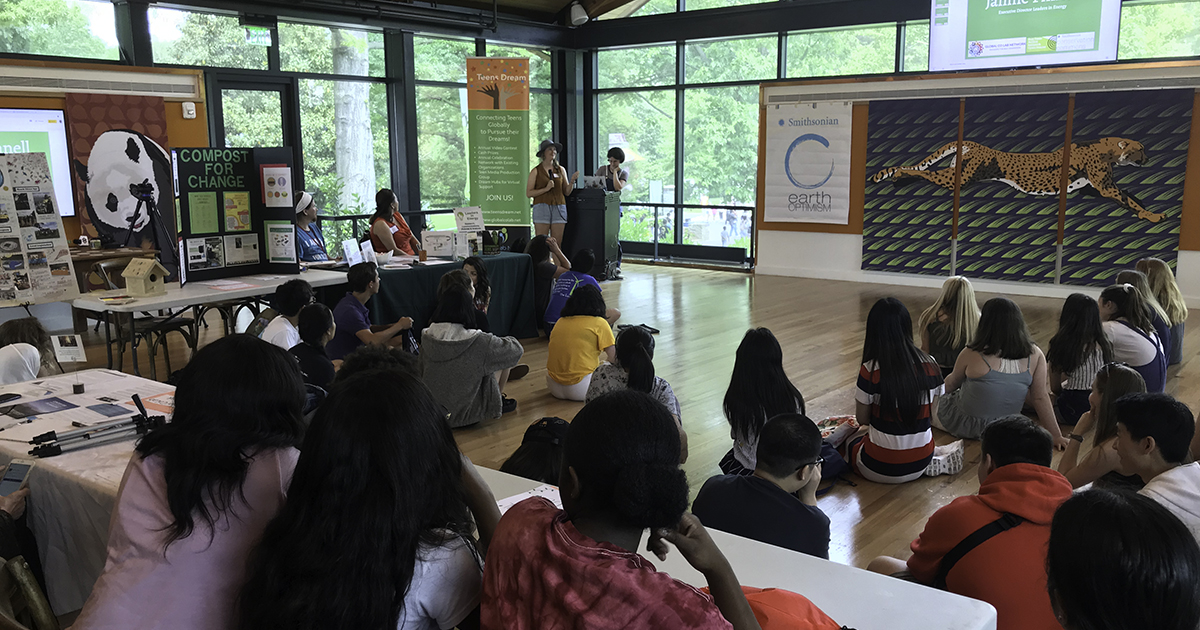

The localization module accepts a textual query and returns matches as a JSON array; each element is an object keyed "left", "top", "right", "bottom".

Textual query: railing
[{"left": 617, "top": 202, "right": 755, "bottom": 264}]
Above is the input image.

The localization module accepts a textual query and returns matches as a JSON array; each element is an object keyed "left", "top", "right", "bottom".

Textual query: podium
[{"left": 562, "top": 189, "right": 621, "bottom": 279}]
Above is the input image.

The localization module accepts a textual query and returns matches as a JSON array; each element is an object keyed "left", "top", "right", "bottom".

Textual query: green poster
[
  {"left": 0, "top": 133, "right": 51, "bottom": 171},
  {"left": 467, "top": 57, "right": 531, "bottom": 226},
  {"left": 188, "top": 191, "right": 219, "bottom": 234}
]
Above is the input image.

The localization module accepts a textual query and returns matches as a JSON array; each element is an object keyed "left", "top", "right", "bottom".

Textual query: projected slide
[
  {"left": 0, "top": 110, "right": 74, "bottom": 217},
  {"left": 929, "top": 0, "right": 1121, "bottom": 72}
]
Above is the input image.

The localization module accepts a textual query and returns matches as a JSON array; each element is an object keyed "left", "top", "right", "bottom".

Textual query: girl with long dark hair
[
  {"left": 1137, "top": 257, "right": 1189, "bottom": 365},
  {"left": 1046, "top": 294, "right": 1113, "bottom": 425},
  {"left": 936, "top": 298, "right": 1068, "bottom": 449},
  {"left": 74, "top": 335, "right": 306, "bottom": 629},
  {"left": 369, "top": 188, "right": 420, "bottom": 256},
  {"left": 719, "top": 328, "right": 805, "bottom": 475},
  {"left": 482, "top": 390, "right": 762, "bottom": 630},
  {"left": 463, "top": 256, "right": 492, "bottom": 313},
  {"left": 1056, "top": 363, "right": 1145, "bottom": 489},
  {"left": 239, "top": 368, "right": 502, "bottom": 630},
  {"left": 1099, "top": 283, "right": 1167, "bottom": 392},
  {"left": 849, "top": 298, "right": 945, "bottom": 484},
  {"left": 586, "top": 325, "right": 688, "bottom": 462}
]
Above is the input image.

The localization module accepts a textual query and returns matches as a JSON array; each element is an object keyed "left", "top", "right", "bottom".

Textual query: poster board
[
  {"left": 172, "top": 147, "right": 300, "bottom": 284},
  {"left": 0, "top": 152, "right": 80, "bottom": 307},
  {"left": 763, "top": 101, "right": 853, "bottom": 224},
  {"left": 467, "top": 57, "right": 531, "bottom": 226}
]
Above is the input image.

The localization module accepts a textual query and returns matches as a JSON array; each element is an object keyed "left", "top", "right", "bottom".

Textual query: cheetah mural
[{"left": 868, "top": 137, "right": 1161, "bottom": 222}]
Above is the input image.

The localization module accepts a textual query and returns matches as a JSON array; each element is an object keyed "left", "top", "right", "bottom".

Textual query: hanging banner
[
  {"left": 763, "top": 101, "right": 852, "bottom": 224},
  {"left": 467, "top": 57, "right": 530, "bottom": 226}
]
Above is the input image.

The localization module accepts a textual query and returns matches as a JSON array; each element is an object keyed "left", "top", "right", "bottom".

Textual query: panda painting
[{"left": 73, "top": 129, "right": 176, "bottom": 253}]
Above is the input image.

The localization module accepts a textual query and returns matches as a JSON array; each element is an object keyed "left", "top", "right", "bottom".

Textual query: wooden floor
[{"left": 69, "top": 264, "right": 1200, "bottom": 569}]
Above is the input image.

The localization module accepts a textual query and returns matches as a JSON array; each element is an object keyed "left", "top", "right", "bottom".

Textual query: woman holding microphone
[{"left": 527, "top": 139, "right": 578, "bottom": 243}]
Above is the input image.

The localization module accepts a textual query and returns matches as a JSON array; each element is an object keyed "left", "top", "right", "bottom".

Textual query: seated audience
[
  {"left": 294, "top": 191, "right": 330, "bottom": 262},
  {"left": 1099, "top": 283, "right": 1166, "bottom": 392},
  {"left": 333, "top": 343, "right": 421, "bottom": 383},
  {"left": 439, "top": 269, "right": 490, "bottom": 333},
  {"left": 0, "top": 343, "right": 40, "bottom": 386},
  {"left": 587, "top": 325, "right": 687, "bottom": 461},
  {"left": 850, "top": 297, "right": 945, "bottom": 484},
  {"left": 1056, "top": 363, "right": 1145, "bottom": 489},
  {"left": 0, "top": 317, "right": 57, "bottom": 376},
  {"left": 1046, "top": 294, "right": 1112, "bottom": 425},
  {"left": 1137, "top": 256, "right": 1188, "bottom": 366},
  {"left": 1117, "top": 269, "right": 1172, "bottom": 359},
  {"left": 260, "top": 279, "right": 314, "bottom": 351},
  {"left": 73, "top": 335, "right": 306, "bottom": 629},
  {"left": 720, "top": 328, "right": 805, "bottom": 476},
  {"left": 937, "top": 297, "right": 1067, "bottom": 448},
  {"left": 525, "top": 235, "right": 570, "bottom": 333},
  {"left": 868, "top": 415, "right": 1072, "bottom": 630},
  {"left": 918, "top": 276, "right": 980, "bottom": 377},
  {"left": 326, "top": 262, "right": 414, "bottom": 361},
  {"left": 499, "top": 417, "right": 569, "bottom": 485},
  {"left": 289, "top": 303, "right": 337, "bottom": 389},
  {"left": 369, "top": 188, "right": 420, "bottom": 256},
  {"left": 692, "top": 413, "right": 829, "bottom": 559},
  {"left": 481, "top": 390, "right": 762, "bottom": 630},
  {"left": 1113, "top": 392, "right": 1200, "bottom": 543},
  {"left": 546, "top": 285, "right": 616, "bottom": 401},
  {"left": 239, "top": 368, "right": 501, "bottom": 630},
  {"left": 463, "top": 256, "right": 491, "bottom": 314},
  {"left": 1047, "top": 489, "right": 1200, "bottom": 630},
  {"left": 420, "top": 286, "right": 523, "bottom": 426},
  {"left": 544, "top": 249, "right": 619, "bottom": 331}
]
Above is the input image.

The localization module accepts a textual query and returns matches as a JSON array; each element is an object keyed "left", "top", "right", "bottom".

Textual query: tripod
[
  {"left": 27, "top": 395, "right": 165, "bottom": 458},
  {"left": 123, "top": 180, "right": 178, "bottom": 276}
]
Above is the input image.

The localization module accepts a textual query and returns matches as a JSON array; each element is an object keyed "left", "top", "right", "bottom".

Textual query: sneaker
[
  {"left": 501, "top": 396, "right": 517, "bottom": 414},
  {"left": 924, "top": 439, "right": 965, "bottom": 477},
  {"left": 509, "top": 364, "right": 530, "bottom": 381}
]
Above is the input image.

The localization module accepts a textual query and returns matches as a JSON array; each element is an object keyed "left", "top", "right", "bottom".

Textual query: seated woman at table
[
  {"left": 546, "top": 285, "right": 615, "bottom": 401},
  {"left": 73, "top": 335, "right": 306, "bottom": 630},
  {"left": 370, "top": 188, "right": 420, "bottom": 257},
  {"left": 289, "top": 303, "right": 337, "bottom": 389},
  {"left": 481, "top": 390, "right": 762, "bottom": 630},
  {"left": 261, "top": 279, "right": 315, "bottom": 351},
  {"left": 0, "top": 317, "right": 58, "bottom": 376},
  {"left": 420, "top": 286, "right": 524, "bottom": 427},
  {"left": 294, "top": 191, "right": 331, "bottom": 262},
  {"left": 239, "top": 368, "right": 501, "bottom": 630}
]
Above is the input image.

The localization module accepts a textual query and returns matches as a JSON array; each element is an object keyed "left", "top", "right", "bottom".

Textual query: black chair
[{"left": 93, "top": 259, "right": 197, "bottom": 381}]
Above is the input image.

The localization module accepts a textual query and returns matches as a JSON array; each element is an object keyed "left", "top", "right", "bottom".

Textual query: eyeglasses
[{"left": 800, "top": 456, "right": 825, "bottom": 469}]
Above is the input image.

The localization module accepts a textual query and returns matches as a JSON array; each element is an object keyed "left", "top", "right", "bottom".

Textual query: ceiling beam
[{"left": 581, "top": 0, "right": 645, "bottom": 20}]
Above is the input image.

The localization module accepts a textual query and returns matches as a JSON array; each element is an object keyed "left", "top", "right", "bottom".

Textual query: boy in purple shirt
[
  {"left": 327, "top": 262, "right": 413, "bottom": 360},
  {"left": 543, "top": 249, "right": 620, "bottom": 330}
]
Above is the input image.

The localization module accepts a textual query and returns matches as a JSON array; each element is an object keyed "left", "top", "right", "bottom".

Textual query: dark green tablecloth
[{"left": 358, "top": 252, "right": 538, "bottom": 339}]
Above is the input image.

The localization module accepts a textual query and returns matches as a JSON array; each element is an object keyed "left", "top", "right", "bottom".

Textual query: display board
[
  {"left": 0, "top": 109, "right": 73, "bottom": 217},
  {"left": 763, "top": 101, "right": 853, "bottom": 224},
  {"left": 172, "top": 147, "right": 299, "bottom": 284},
  {"left": 0, "top": 153, "right": 79, "bottom": 307},
  {"left": 863, "top": 99, "right": 958, "bottom": 276},
  {"left": 929, "top": 0, "right": 1121, "bottom": 72},
  {"left": 467, "top": 57, "right": 531, "bottom": 227}
]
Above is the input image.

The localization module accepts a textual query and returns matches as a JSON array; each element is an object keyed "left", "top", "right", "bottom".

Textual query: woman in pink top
[{"left": 73, "top": 335, "right": 306, "bottom": 630}]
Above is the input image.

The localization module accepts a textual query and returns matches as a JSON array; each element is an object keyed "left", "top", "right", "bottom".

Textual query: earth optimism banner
[
  {"left": 763, "top": 101, "right": 852, "bottom": 224},
  {"left": 467, "top": 57, "right": 530, "bottom": 226}
]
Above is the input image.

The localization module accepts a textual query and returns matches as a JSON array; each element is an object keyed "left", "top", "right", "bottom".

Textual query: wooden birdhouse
[{"left": 121, "top": 258, "right": 169, "bottom": 297}]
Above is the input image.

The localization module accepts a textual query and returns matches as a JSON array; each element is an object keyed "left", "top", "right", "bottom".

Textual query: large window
[
  {"left": 299, "top": 80, "right": 390, "bottom": 215},
  {"left": 221, "top": 90, "right": 283, "bottom": 148},
  {"left": 486, "top": 42, "right": 552, "bottom": 89},
  {"left": 149, "top": 8, "right": 267, "bottom": 70},
  {"left": 598, "top": 44, "right": 676, "bottom": 89},
  {"left": 1119, "top": 0, "right": 1200, "bottom": 60},
  {"left": 416, "top": 85, "right": 470, "bottom": 211},
  {"left": 786, "top": 24, "right": 897, "bottom": 78},
  {"left": 685, "top": 36, "right": 776, "bottom": 83},
  {"left": 902, "top": 21, "right": 930, "bottom": 72},
  {"left": 280, "top": 23, "right": 385, "bottom": 77},
  {"left": 0, "top": 0, "right": 118, "bottom": 60}
]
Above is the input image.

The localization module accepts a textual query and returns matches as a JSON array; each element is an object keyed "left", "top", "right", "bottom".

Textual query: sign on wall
[
  {"left": 763, "top": 101, "right": 852, "bottom": 224},
  {"left": 467, "top": 57, "right": 530, "bottom": 226}
]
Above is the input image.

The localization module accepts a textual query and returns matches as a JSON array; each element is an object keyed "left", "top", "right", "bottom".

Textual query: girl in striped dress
[{"left": 849, "top": 298, "right": 945, "bottom": 484}]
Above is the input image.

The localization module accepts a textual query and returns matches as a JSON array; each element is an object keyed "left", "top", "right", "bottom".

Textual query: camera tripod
[
  {"left": 123, "top": 180, "right": 178, "bottom": 275},
  {"left": 27, "top": 395, "right": 165, "bottom": 458}
]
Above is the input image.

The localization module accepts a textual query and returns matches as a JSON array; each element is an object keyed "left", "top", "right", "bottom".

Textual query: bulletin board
[{"left": 172, "top": 147, "right": 300, "bottom": 285}]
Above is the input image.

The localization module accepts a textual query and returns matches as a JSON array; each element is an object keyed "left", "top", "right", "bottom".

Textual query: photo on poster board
[
  {"left": 52, "top": 334, "right": 86, "bottom": 363},
  {"left": 223, "top": 191, "right": 251, "bottom": 231},
  {"left": 0, "top": 152, "right": 79, "bottom": 307},
  {"left": 763, "top": 101, "right": 853, "bottom": 225},
  {"left": 223, "top": 233, "right": 260, "bottom": 267},
  {"left": 264, "top": 221, "right": 296, "bottom": 263},
  {"left": 260, "top": 166, "right": 292, "bottom": 208},
  {"left": 186, "top": 236, "right": 225, "bottom": 271}
]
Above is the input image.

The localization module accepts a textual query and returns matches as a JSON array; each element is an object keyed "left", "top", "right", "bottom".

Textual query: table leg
[
  {"left": 129, "top": 312, "right": 139, "bottom": 376},
  {"left": 103, "top": 311, "right": 112, "bottom": 369}
]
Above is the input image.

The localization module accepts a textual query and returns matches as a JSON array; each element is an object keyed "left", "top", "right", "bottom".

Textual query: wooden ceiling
[{"left": 419, "top": 0, "right": 648, "bottom": 23}]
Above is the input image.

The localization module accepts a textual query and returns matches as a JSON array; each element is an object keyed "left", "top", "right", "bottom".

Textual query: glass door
[{"left": 208, "top": 74, "right": 302, "bottom": 175}]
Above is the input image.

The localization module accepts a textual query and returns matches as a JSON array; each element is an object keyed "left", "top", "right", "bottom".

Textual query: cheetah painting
[{"left": 868, "top": 137, "right": 1161, "bottom": 222}]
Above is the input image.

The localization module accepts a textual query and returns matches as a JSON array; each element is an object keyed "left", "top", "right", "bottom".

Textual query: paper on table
[
  {"left": 51, "top": 335, "right": 87, "bottom": 363},
  {"left": 419, "top": 259, "right": 458, "bottom": 266},
  {"left": 496, "top": 484, "right": 562, "bottom": 514},
  {"left": 209, "top": 282, "right": 259, "bottom": 291}
]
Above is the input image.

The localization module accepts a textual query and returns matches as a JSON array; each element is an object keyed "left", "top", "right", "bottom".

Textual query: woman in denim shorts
[{"left": 527, "top": 139, "right": 578, "bottom": 243}]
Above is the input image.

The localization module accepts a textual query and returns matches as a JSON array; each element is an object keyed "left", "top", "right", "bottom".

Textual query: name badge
[{"left": 389, "top": 224, "right": 399, "bottom": 234}]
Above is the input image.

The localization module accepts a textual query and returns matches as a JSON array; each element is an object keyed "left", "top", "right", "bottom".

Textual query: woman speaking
[{"left": 527, "top": 139, "right": 578, "bottom": 243}]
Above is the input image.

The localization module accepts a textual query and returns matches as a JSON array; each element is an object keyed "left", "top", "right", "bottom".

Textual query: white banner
[{"left": 763, "top": 101, "right": 852, "bottom": 224}]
